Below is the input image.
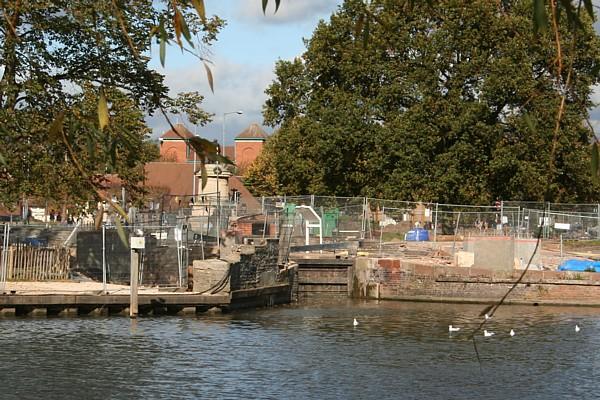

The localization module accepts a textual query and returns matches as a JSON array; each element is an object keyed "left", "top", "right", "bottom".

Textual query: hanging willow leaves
[
  {"left": 188, "top": 136, "right": 219, "bottom": 159},
  {"left": 159, "top": 18, "right": 167, "bottom": 67},
  {"left": 185, "top": 135, "right": 234, "bottom": 189},
  {"left": 113, "top": 215, "right": 130, "bottom": 248},
  {"left": 200, "top": 160, "right": 208, "bottom": 189},
  {"left": 203, "top": 62, "right": 214, "bottom": 93},
  {"left": 262, "top": 0, "right": 281, "bottom": 14},
  {"left": 191, "top": 0, "right": 206, "bottom": 23},
  {"left": 98, "top": 88, "right": 109, "bottom": 130},
  {"left": 179, "top": 9, "right": 194, "bottom": 47},
  {"left": 174, "top": 7, "right": 184, "bottom": 48},
  {"left": 109, "top": 139, "right": 118, "bottom": 172}
]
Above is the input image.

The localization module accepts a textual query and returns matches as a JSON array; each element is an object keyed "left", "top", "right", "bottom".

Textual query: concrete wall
[
  {"left": 462, "top": 237, "right": 542, "bottom": 270},
  {"left": 514, "top": 239, "right": 541, "bottom": 268},
  {"left": 353, "top": 257, "right": 600, "bottom": 306},
  {"left": 471, "top": 237, "right": 514, "bottom": 271}
]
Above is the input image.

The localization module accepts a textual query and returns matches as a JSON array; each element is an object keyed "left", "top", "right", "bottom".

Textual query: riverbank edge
[{"left": 352, "top": 257, "right": 600, "bottom": 307}]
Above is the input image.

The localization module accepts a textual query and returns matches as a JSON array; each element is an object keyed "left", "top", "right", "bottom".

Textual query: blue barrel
[{"left": 405, "top": 228, "right": 429, "bottom": 241}]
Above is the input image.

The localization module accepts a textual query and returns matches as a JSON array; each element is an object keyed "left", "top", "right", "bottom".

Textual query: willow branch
[
  {"left": 59, "top": 120, "right": 128, "bottom": 228},
  {"left": 111, "top": 0, "right": 141, "bottom": 60}
]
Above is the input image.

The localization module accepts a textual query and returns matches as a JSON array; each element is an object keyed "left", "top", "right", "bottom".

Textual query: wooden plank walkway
[{"left": 0, "top": 281, "right": 293, "bottom": 316}]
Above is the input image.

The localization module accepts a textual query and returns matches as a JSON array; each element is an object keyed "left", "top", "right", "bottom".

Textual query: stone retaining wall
[
  {"left": 193, "top": 239, "right": 298, "bottom": 306},
  {"left": 353, "top": 257, "right": 600, "bottom": 306}
]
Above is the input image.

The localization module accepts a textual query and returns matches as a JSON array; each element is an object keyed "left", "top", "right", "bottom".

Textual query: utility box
[{"left": 322, "top": 208, "right": 339, "bottom": 237}]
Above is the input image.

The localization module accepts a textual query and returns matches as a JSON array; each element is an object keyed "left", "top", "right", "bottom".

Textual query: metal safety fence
[
  {"left": 4, "top": 196, "right": 600, "bottom": 288},
  {"left": 256, "top": 197, "right": 600, "bottom": 243},
  {"left": 75, "top": 224, "right": 202, "bottom": 289}
]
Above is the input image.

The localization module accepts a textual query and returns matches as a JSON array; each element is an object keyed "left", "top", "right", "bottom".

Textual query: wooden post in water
[
  {"left": 130, "top": 248, "right": 139, "bottom": 318},
  {"left": 129, "top": 235, "right": 145, "bottom": 319}
]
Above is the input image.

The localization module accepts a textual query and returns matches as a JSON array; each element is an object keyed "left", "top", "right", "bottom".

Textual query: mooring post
[
  {"left": 102, "top": 224, "right": 107, "bottom": 294},
  {"left": 130, "top": 248, "right": 139, "bottom": 318},
  {"left": 130, "top": 235, "right": 145, "bottom": 318}
]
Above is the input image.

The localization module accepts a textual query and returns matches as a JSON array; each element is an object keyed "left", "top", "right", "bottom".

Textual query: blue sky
[
  {"left": 147, "top": 0, "right": 342, "bottom": 144},
  {"left": 147, "top": 0, "right": 600, "bottom": 143}
]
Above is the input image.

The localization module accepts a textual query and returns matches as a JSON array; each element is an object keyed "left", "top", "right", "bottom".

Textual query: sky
[
  {"left": 146, "top": 0, "right": 343, "bottom": 145},
  {"left": 147, "top": 0, "right": 600, "bottom": 144}
]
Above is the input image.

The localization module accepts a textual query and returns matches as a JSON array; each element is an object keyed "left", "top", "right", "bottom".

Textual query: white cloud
[
  {"left": 147, "top": 56, "right": 276, "bottom": 143},
  {"left": 234, "top": 0, "right": 341, "bottom": 25}
]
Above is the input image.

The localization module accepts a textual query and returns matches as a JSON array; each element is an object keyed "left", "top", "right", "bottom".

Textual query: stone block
[
  {"left": 193, "top": 259, "right": 230, "bottom": 293},
  {"left": 239, "top": 245, "right": 256, "bottom": 255},
  {"left": 454, "top": 251, "right": 474, "bottom": 268}
]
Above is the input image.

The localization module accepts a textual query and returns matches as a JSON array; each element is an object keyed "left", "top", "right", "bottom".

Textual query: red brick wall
[
  {"left": 160, "top": 140, "right": 190, "bottom": 162},
  {"left": 354, "top": 258, "right": 600, "bottom": 306},
  {"left": 235, "top": 141, "right": 263, "bottom": 169}
]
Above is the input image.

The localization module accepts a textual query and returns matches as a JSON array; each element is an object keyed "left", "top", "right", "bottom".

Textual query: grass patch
[
  {"left": 563, "top": 240, "right": 600, "bottom": 250},
  {"left": 381, "top": 232, "right": 406, "bottom": 242}
]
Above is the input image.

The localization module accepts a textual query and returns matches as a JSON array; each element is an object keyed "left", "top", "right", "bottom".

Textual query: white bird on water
[
  {"left": 449, "top": 325, "right": 460, "bottom": 332},
  {"left": 510, "top": 329, "right": 515, "bottom": 337},
  {"left": 484, "top": 313, "right": 491, "bottom": 320},
  {"left": 575, "top": 324, "right": 580, "bottom": 333},
  {"left": 483, "top": 330, "right": 495, "bottom": 337},
  {"left": 353, "top": 318, "right": 359, "bottom": 327}
]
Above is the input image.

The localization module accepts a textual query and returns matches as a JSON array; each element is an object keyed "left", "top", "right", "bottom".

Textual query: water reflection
[{"left": 1, "top": 300, "right": 600, "bottom": 399}]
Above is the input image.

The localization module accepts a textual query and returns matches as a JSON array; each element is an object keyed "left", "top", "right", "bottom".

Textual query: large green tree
[
  {"left": 0, "top": 1, "right": 224, "bottom": 210},
  {"left": 249, "top": 0, "right": 600, "bottom": 204}
]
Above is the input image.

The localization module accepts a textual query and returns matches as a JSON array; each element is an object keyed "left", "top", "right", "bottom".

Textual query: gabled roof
[
  {"left": 144, "top": 162, "right": 195, "bottom": 196},
  {"left": 160, "top": 123, "right": 195, "bottom": 140},
  {"left": 235, "top": 123, "right": 268, "bottom": 140}
]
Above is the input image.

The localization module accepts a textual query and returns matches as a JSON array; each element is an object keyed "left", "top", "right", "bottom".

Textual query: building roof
[
  {"left": 160, "top": 123, "right": 195, "bottom": 140},
  {"left": 144, "top": 162, "right": 195, "bottom": 196},
  {"left": 235, "top": 123, "right": 268, "bottom": 140}
]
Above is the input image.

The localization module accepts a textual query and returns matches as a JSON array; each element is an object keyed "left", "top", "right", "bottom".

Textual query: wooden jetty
[{"left": 0, "top": 282, "right": 291, "bottom": 316}]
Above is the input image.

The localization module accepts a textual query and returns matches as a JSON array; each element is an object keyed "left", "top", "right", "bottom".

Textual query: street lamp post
[{"left": 221, "top": 110, "right": 243, "bottom": 156}]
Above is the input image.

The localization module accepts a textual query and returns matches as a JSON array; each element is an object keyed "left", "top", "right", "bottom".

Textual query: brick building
[
  {"left": 158, "top": 123, "right": 195, "bottom": 162},
  {"left": 144, "top": 123, "right": 267, "bottom": 215},
  {"left": 234, "top": 123, "right": 268, "bottom": 171}
]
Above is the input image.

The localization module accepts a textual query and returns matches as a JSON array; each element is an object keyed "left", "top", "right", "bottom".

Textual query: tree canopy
[
  {"left": 0, "top": 1, "right": 224, "bottom": 210},
  {"left": 247, "top": 0, "right": 600, "bottom": 204}
]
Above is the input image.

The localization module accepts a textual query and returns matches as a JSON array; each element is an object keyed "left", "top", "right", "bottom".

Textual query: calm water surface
[{"left": 1, "top": 300, "right": 600, "bottom": 399}]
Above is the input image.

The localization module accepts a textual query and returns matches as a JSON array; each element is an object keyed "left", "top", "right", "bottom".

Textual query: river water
[{"left": 1, "top": 300, "right": 599, "bottom": 400}]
